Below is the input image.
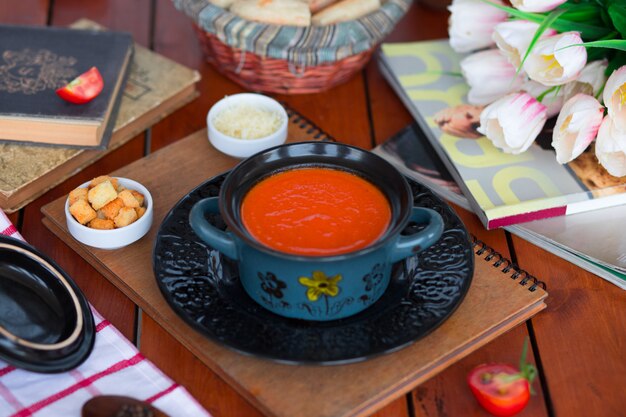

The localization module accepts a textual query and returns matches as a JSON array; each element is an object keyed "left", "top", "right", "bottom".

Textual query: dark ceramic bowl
[
  {"left": 0, "top": 235, "right": 95, "bottom": 373},
  {"left": 190, "top": 142, "right": 444, "bottom": 321}
]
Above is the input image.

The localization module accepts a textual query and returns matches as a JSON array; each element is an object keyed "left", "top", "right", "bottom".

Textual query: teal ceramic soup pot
[{"left": 189, "top": 142, "right": 444, "bottom": 321}]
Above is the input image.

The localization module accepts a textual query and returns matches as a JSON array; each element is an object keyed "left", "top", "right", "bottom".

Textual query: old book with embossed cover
[
  {"left": 0, "top": 19, "right": 200, "bottom": 213},
  {"left": 0, "top": 24, "right": 133, "bottom": 148}
]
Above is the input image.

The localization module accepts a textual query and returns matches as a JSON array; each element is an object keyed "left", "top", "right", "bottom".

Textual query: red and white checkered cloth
[{"left": 0, "top": 210, "right": 212, "bottom": 417}]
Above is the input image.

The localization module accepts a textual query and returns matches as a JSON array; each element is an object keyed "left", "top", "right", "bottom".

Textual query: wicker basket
[{"left": 173, "top": 0, "right": 413, "bottom": 94}]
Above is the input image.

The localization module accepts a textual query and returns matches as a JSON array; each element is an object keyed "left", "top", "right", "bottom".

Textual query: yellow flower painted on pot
[{"left": 298, "top": 271, "right": 342, "bottom": 302}]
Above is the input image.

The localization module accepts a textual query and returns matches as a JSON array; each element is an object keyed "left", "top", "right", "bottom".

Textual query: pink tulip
[
  {"left": 493, "top": 20, "right": 557, "bottom": 67},
  {"left": 564, "top": 60, "right": 608, "bottom": 101},
  {"left": 478, "top": 92, "right": 548, "bottom": 154},
  {"left": 522, "top": 80, "right": 564, "bottom": 118},
  {"left": 511, "top": 0, "right": 568, "bottom": 12},
  {"left": 460, "top": 49, "right": 524, "bottom": 105},
  {"left": 523, "top": 32, "right": 587, "bottom": 86},
  {"left": 552, "top": 94, "right": 605, "bottom": 164},
  {"left": 448, "top": 0, "right": 508, "bottom": 53},
  {"left": 595, "top": 116, "right": 626, "bottom": 177},
  {"left": 602, "top": 66, "right": 626, "bottom": 132}
]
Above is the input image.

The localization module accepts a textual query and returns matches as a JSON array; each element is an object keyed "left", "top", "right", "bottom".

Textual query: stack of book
[
  {"left": 0, "top": 19, "right": 200, "bottom": 212},
  {"left": 375, "top": 39, "right": 626, "bottom": 290}
]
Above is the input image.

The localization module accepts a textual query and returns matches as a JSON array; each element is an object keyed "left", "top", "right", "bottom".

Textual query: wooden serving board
[{"left": 41, "top": 125, "right": 546, "bottom": 417}]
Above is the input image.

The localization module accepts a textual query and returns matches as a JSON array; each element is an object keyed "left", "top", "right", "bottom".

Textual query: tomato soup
[{"left": 241, "top": 167, "right": 391, "bottom": 256}]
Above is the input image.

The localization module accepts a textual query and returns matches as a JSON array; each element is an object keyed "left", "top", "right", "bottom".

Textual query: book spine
[{"left": 472, "top": 236, "right": 546, "bottom": 292}]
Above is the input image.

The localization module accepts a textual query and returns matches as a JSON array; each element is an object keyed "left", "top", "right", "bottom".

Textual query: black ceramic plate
[
  {"left": 153, "top": 174, "right": 473, "bottom": 364},
  {"left": 0, "top": 235, "right": 95, "bottom": 373}
]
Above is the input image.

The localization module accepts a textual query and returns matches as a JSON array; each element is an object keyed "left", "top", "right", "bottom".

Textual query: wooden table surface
[{"left": 1, "top": 2, "right": 625, "bottom": 417}]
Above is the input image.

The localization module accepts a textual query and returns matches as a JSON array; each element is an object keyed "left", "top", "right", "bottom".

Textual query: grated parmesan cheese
[{"left": 213, "top": 103, "right": 283, "bottom": 140}]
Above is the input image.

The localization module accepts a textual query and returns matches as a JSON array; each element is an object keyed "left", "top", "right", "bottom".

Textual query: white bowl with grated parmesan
[{"left": 207, "top": 93, "right": 288, "bottom": 158}]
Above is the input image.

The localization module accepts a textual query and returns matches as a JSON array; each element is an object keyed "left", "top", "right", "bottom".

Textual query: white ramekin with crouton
[{"left": 65, "top": 176, "right": 153, "bottom": 250}]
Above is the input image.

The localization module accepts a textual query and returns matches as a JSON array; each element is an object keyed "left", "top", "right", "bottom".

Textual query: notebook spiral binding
[
  {"left": 283, "top": 104, "right": 336, "bottom": 142},
  {"left": 472, "top": 236, "right": 546, "bottom": 292}
]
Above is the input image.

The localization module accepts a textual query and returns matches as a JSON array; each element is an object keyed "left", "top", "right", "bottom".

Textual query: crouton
[
  {"left": 114, "top": 207, "right": 138, "bottom": 228},
  {"left": 100, "top": 197, "right": 125, "bottom": 220},
  {"left": 135, "top": 206, "right": 147, "bottom": 219},
  {"left": 69, "top": 199, "right": 97, "bottom": 225},
  {"left": 89, "top": 175, "right": 119, "bottom": 190},
  {"left": 88, "top": 181, "right": 118, "bottom": 210},
  {"left": 88, "top": 218, "right": 115, "bottom": 230},
  {"left": 68, "top": 187, "right": 88, "bottom": 206},
  {"left": 118, "top": 189, "right": 140, "bottom": 208}
]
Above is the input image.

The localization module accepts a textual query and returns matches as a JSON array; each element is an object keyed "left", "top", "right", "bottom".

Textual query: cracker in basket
[
  {"left": 312, "top": 0, "right": 380, "bottom": 25},
  {"left": 231, "top": 0, "right": 311, "bottom": 26},
  {"left": 209, "top": 0, "right": 235, "bottom": 8},
  {"left": 308, "top": 0, "right": 339, "bottom": 13}
]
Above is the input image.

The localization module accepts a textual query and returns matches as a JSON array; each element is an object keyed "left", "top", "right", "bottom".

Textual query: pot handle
[
  {"left": 390, "top": 207, "right": 444, "bottom": 263},
  {"left": 189, "top": 197, "right": 239, "bottom": 260}
]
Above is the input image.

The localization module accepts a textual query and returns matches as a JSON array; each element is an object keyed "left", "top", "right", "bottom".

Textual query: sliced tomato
[
  {"left": 56, "top": 66, "right": 104, "bottom": 104},
  {"left": 467, "top": 364, "right": 530, "bottom": 417}
]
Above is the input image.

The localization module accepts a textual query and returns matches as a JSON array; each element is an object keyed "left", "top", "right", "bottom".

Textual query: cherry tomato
[
  {"left": 56, "top": 67, "right": 104, "bottom": 104},
  {"left": 467, "top": 364, "right": 530, "bottom": 416}
]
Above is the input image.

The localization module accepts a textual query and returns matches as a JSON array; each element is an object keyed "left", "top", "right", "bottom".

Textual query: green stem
[{"left": 536, "top": 86, "right": 559, "bottom": 102}]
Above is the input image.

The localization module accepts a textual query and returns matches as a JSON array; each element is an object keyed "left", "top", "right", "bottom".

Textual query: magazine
[
  {"left": 378, "top": 39, "right": 626, "bottom": 230},
  {"left": 373, "top": 121, "right": 626, "bottom": 291}
]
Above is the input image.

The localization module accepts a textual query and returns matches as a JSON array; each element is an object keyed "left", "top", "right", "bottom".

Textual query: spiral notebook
[{"left": 40, "top": 109, "right": 547, "bottom": 417}]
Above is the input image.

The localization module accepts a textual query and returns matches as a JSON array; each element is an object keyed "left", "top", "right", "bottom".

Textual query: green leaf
[
  {"left": 608, "top": 1, "right": 626, "bottom": 37},
  {"left": 518, "top": 337, "right": 538, "bottom": 395},
  {"left": 480, "top": 0, "right": 613, "bottom": 39},
  {"left": 577, "top": 39, "right": 626, "bottom": 52},
  {"left": 607, "top": 50, "right": 626, "bottom": 75},
  {"left": 558, "top": 4, "right": 603, "bottom": 25},
  {"left": 518, "top": 9, "right": 567, "bottom": 73}
]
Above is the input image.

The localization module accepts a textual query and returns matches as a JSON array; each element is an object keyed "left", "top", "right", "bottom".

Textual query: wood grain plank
[
  {"left": 150, "top": 0, "right": 240, "bottom": 152},
  {"left": 511, "top": 237, "right": 626, "bottom": 417},
  {"left": 14, "top": 0, "right": 155, "bottom": 342},
  {"left": 140, "top": 313, "right": 264, "bottom": 417},
  {"left": 21, "top": 138, "right": 146, "bottom": 340},
  {"left": 411, "top": 325, "right": 548, "bottom": 417},
  {"left": 150, "top": 0, "right": 372, "bottom": 152},
  {"left": 0, "top": 0, "right": 49, "bottom": 25},
  {"left": 41, "top": 129, "right": 546, "bottom": 417},
  {"left": 365, "top": 5, "right": 549, "bottom": 416},
  {"left": 50, "top": 0, "right": 151, "bottom": 46},
  {"left": 370, "top": 397, "right": 410, "bottom": 417}
]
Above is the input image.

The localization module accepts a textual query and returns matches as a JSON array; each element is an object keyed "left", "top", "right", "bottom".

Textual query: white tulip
[
  {"left": 596, "top": 115, "right": 626, "bottom": 177},
  {"left": 460, "top": 49, "right": 525, "bottom": 105},
  {"left": 478, "top": 92, "right": 548, "bottom": 154},
  {"left": 563, "top": 60, "right": 608, "bottom": 101},
  {"left": 522, "top": 80, "right": 565, "bottom": 118},
  {"left": 511, "top": 0, "right": 568, "bottom": 12},
  {"left": 552, "top": 94, "right": 605, "bottom": 164},
  {"left": 448, "top": 0, "right": 508, "bottom": 53},
  {"left": 493, "top": 20, "right": 557, "bottom": 67},
  {"left": 602, "top": 65, "right": 626, "bottom": 132},
  {"left": 523, "top": 32, "right": 587, "bottom": 86}
]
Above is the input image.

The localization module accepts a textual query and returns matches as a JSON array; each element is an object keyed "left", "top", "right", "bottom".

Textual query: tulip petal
[
  {"left": 603, "top": 66, "right": 626, "bottom": 132},
  {"left": 461, "top": 49, "right": 524, "bottom": 105},
  {"left": 511, "top": 0, "right": 567, "bottom": 12},
  {"left": 448, "top": 0, "right": 508, "bottom": 53},
  {"left": 493, "top": 20, "right": 557, "bottom": 67},
  {"left": 523, "top": 32, "right": 587, "bottom": 86},
  {"left": 596, "top": 116, "right": 626, "bottom": 177},
  {"left": 478, "top": 92, "right": 547, "bottom": 154},
  {"left": 552, "top": 94, "right": 604, "bottom": 164}
]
